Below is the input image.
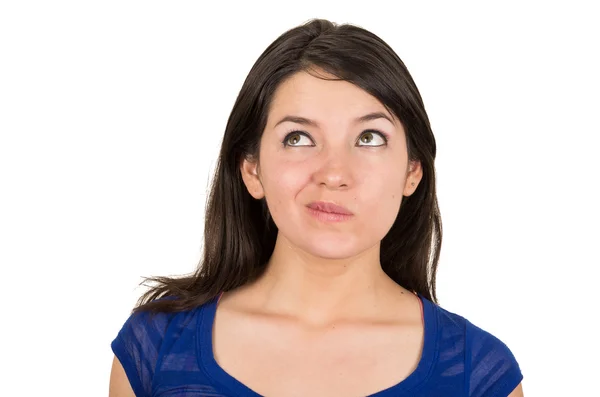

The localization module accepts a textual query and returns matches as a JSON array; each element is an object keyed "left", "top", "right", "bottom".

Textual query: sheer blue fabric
[{"left": 111, "top": 294, "right": 522, "bottom": 396}]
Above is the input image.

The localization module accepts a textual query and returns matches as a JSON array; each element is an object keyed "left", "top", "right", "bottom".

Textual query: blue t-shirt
[{"left": 111, "top": 293, "right": 523, "bottom": 396}]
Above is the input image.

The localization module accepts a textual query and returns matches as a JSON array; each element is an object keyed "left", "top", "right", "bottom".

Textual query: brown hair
[{"left": 133, "top": 18, "right": 442, "bottom": 314}]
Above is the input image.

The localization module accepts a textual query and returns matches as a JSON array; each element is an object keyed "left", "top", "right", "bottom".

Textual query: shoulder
[
  {"left": 111, "top": 297, "right": 210, "bottom": 396},
  {"left": 428, "top": 300, "right": 523, "bottom": 397},
  {"left": 115, "top": 295, "right": 216, "bottom": 336},
  {"left": 465, "top": 318, "right": 523, "bottom": 396},
  {"left": 113, "top": 296, "right": 212, "bottom": 355},
  {"left": 114, "top": 298, "right": 188, "bottom": 347}
]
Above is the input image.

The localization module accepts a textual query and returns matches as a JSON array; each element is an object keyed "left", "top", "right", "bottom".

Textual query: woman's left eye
[{"left": 357, "top": 130, "right": 387, "bottom": 146}]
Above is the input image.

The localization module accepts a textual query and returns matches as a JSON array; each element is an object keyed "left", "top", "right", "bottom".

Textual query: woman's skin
[
  {"left": 108, "top": 69, "right": 524, "bottom": 396},
  {"left": 239, "top": 68, "right": 423, "bottom": 327}
]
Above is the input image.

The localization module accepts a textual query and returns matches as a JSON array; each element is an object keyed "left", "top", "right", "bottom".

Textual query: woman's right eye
[{"left": 282, "top": 131, "right": 314, "bottom": 147}]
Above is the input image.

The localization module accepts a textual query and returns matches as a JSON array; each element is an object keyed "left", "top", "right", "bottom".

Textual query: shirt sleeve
[
  {"left": 111, "top": 309, "right": 172, "bottom": 397},
  {"left": 466, "top": 320, "right": 523, "bottom": 397}
]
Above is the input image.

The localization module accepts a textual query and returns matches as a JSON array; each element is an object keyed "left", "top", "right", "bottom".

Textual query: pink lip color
[{"left": 306, "top": 201, "right": 354, "bottom": 223}]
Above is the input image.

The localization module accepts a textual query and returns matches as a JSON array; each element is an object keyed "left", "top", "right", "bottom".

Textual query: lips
[{"left": 306, "top": 201, "right": 353, "bottom": 215}]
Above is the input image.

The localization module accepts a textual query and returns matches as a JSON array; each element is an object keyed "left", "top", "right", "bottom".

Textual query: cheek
[
  {"left": 357, "top": 155, "right": 406, "bottom": 195},
  {"left": 355, "top": 164, "right": 406, "bottom": 228},
  {"left": 260, "top": 159, "right": 310, "bottom": 215}
]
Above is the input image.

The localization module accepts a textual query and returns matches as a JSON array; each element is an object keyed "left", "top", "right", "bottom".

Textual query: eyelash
[{"left": 281, "top": 129, "right": 389, "bottom": 147}]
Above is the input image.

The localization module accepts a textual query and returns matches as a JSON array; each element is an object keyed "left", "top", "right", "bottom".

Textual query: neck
[{"left": 245, "top": 234, "right": 402, "bottom": 325}]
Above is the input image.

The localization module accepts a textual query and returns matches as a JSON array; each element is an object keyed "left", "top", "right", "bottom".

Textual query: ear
[
  {"left": 403, "top": 160, "right": 423, "bottom": 197},
  {"left": 240, "top": 156, "right": 265, "bottom": 199}
]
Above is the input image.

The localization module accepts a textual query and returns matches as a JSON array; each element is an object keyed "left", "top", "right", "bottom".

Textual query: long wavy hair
[{"left": 133, "top": 18, "right": 442, "bottom": 314}]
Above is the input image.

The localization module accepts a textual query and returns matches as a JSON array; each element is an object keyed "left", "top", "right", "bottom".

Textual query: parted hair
[{"left": 133, "top": 18, "right": 442, "bottom": 314}]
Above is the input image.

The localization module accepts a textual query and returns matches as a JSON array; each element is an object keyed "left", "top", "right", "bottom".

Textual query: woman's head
[
  {"left": 240, "top": 69, "right": 422, "bottom": 262},
  {"left": 136, "top": 18, "right": 441, "bottom": 313}
]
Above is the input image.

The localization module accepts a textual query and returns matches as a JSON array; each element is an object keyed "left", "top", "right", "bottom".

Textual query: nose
[{"left": 311, "top": 148, "right": 354, "bottom": 190}]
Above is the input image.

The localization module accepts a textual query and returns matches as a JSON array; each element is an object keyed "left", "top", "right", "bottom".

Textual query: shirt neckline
[{"left": 197, "top": 292, "right": 438, "bottom": 396}]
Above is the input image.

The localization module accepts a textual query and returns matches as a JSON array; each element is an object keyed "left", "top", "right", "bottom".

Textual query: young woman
[{"left": 109, "top": 18, "right": 524, "bottom": 397}]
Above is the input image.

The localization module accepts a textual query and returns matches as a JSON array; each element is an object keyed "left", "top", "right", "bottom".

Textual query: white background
[{"left": 1, "top": 1, "right": 598, "bottom": 395}]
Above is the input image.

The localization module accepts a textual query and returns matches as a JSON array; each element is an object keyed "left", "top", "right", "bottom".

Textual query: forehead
[{"left": 267, "top": 71, "right": 395, "bottom": 124}]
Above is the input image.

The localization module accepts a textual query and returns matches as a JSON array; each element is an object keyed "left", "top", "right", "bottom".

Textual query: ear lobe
[
  {"left": 403, "top": 160, "right": 423, "bottom": 197},
  {"left": 240, "top": 157, "right": 265, "bottom": 199}
]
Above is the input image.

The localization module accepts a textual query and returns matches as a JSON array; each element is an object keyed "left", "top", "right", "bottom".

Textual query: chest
[{"left": 213, "top": 318, "right": 424, "bottom": 397}]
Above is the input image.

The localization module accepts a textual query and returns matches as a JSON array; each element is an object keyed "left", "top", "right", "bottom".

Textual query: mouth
[{"left": 306, "top": 201, "right": 354, "bottom": 222}]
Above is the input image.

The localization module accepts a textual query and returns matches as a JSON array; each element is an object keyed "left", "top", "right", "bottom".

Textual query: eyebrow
[{"left": 273, "top": 111, "right": 396, "bottom": 128}]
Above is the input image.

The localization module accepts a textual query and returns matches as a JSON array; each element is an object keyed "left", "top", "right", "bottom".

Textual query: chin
[{"left": 299, "top": 235, "right": 365, "bottom": 260}]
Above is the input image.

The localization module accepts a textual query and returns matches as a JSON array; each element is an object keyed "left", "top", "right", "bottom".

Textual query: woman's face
[{"left": 241, "top": 70, "right": 422, "bottom": 260}]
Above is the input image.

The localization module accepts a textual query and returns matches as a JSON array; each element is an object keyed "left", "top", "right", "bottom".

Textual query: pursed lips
[{"left": 306, "top": 201, "right": 353, "bottom": 215}]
